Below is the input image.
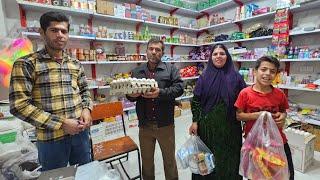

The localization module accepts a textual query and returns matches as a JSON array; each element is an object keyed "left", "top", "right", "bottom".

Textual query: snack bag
[{"left": 239, "top": 112, "right": 289, "bottom": 180}]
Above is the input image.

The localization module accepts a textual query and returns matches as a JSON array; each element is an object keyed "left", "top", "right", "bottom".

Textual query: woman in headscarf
[{"left": 189, "top": 43, "right": 246, "bottom": 180}]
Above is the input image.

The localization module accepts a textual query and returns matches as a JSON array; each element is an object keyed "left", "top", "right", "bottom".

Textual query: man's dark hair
[
  {"left": 255, "top": 56, "right": 280, "bottom": 71},
  {"left": 147, "top": 38, "right": 165, "bottom": 52},
  {"left": 40, "top": 11, "right": 70, "bottom": 32}
]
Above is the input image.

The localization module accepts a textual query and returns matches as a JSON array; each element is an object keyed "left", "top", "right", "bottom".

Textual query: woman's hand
[{"left": 189, "top": 122, "right": 198, "bottom": 135}]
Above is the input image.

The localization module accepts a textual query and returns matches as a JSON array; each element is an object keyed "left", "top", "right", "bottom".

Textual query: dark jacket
[{"left": 126, "top": 61, "right": 184, "bottom": 127}]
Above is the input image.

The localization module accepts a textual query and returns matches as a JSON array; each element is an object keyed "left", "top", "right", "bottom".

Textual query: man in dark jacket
[{"left": 127, "top": 39, "right": 183, "bottom": 180}]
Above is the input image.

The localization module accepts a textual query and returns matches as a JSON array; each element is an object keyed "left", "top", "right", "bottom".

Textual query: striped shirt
[{"left": 9, "top": 49, "right": 93, "bottom": 141}]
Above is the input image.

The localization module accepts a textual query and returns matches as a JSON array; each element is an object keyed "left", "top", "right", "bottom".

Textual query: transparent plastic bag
[
  {"left": 176, "top": 135, "right": 215, "bottom": 175},
  {"left": 239, "top": 112, "right": 289, "bottom": 180}
]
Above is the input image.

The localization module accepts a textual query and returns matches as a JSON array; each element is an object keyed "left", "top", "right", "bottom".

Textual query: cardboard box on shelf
[
  {"left": 96, "top": 0, "right": 114, "bottom": 15},
  {"left": 285, "top": 128, "right": 316, "bottom": 173},
  {"left": 114, "top": 4, "right": 125, "bottom": 17}
]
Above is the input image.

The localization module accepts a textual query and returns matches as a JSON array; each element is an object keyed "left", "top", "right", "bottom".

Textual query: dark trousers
[
  {"left": 139, "top": 122, "right": 178, "bottom": 180},
  {"left": 37, "top": 129, "right": 92, "bottom": 171},
  {"left": 284, "top": 143, "right": 295, "bottom": 180}
]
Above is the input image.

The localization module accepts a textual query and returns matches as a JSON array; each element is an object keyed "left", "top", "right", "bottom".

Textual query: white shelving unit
[
  {"left": 123, "top": 106, "right": 136, "bottom": 112},
  {"left": 16, "top": 0, "right": 320, "bottom": 117},
  {"left": 290, "top": 29, "right": 320, "bottom": 36},
  {"left": 233, "top": 11, "right": 275, "bottom": 23},
  {"left": 280, "top": 58, "right": 320, "bottom": 62},
  {"left": 176, "top": 95, "right": 194, "bottom": 101},
  {"left": 276, "top": 84, "right": 320, "bottom": 93},
  {"left": 232, "top": 35, "right": 272, "bottom": 43},
  {"left": 139, "top": 0, "right": 200, "bottom": 17},
  {"left": 165, "top": 60, "right": 208, "bottom": 63},
  {"left": 22, "top": 31, "right": 95, "bottom": 40},
  {"left": 290, "top": 115, "right": 320, "bottom": 126},
  {"left": 181, "top": 76, "right": 199, "bottom": 81},
  {"left": 17, "top": 0, "right": 93, "bottom": 17},
  {"left": 235, "top": 58, "right": 320, "bottom": 62},
  {"left": 199, "top": 21, "right": 234, "bottom": 31}
]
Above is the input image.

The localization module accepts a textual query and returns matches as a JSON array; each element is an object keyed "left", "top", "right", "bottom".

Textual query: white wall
[{"left": 1, "top": 0, "right": 319, "bottom": 106}]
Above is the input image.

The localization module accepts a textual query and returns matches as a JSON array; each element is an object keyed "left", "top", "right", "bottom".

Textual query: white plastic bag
[
  {"left": 176, "top": 136, "right": 215, "bottom": 175},
  {"left": 239, "top": 112, "right": 289, "bottom": 180}
]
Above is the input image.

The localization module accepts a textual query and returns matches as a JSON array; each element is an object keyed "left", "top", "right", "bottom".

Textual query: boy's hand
[{"left": 272, "top": 112, "right": 287, "bottom": 128}]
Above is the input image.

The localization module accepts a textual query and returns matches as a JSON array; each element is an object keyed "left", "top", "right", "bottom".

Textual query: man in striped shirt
[{"left": 9, "top": 11, "right": 93, "bottom": 171}]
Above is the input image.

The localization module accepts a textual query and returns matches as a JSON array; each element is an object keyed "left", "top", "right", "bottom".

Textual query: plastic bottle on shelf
[
  {"left": 304, "top": 47, "right": 310, "bottom": 59},
  {"left": 287, "top": 46, "right": 294, "bottom": 59},
  {"left": 293, "top": 46, "right": 299, "bottom": 59},
  {"left": 298, "top": 48, "right": 305, "bottom": 59},
  {"left": 243, "top": 69, "right": 249, "bottom": 82},
  {"left": 248, "top": 68, "right": 254, "bottom": 83}
]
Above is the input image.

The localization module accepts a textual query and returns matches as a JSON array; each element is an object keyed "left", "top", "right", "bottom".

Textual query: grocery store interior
[{"left": 0, "top": 0, "right": 320, "bottom": 179}]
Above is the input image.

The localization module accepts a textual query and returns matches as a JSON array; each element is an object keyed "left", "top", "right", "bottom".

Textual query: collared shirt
[
  {"left": 9, "top": 49, "right": 93, "bottom": 141},
  {"left": 145, "top": 68, "right": 156, "bottom": 121}
]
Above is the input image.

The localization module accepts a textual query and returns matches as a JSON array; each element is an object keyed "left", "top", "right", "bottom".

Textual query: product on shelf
[
  {"left": 180, "top": 66, "right": 198, "bottom": 78},
  {"left": 96, "top": 0, "right": 114, "bottom": 15},
  {"left": 67, "top": 48, "right": 96, "bottom": 61},
  {"left": 25, "top": 0, "right": 51, "bottom": 5},
  {"left": 214, "top": 34, "right": 229, "bottom": 42},
  {"left": 243, "top": 23, "right": 273, "bottom": 38},
  {"left": 239, "top": 68, "right": 254, "bottom": 83},
  {"left": 286, "top": 45, "right": 320, "bottom": 59},
  {"left": 183, "top": 82, "right": 196, "bottom": 97},
  {"left": 208, "top": 13, "right": 228, "bottom": 26},
  {"left": 272, "top": 8, "right": 292, "bottom": 49},
  {"left": 109, "top": 78, "right": 158, "bottom": 95},
  {"left": 230, "top": 32, "right": 246, "bottom": 40},
  {"left": 158, "top": 16, "right": 179, "bottom": 26},
  {"left": 189, "top": 46, "right": 211, "bottom": 60}
]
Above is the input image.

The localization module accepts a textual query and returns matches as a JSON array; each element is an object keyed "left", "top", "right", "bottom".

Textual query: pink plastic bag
[{"left": 239, "top": 112, "right": 289, "bottom": 180}]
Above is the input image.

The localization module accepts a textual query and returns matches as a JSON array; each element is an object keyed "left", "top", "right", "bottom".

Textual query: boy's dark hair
[
  {"left": 40, "top": 11, "right": 70, "bottom": 32},
  {"left": 255, "top": 56, "right": 280, "bottom": 71},
  {"left": 147, "top": 38, "right": 165, "bottom": 52}
]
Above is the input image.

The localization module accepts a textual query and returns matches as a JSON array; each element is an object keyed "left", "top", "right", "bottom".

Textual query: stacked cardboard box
[{"left": 96, "top": 0, "right": 114, "bottom": 15}]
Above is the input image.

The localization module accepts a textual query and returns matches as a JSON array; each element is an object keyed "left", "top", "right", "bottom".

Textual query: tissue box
[
  {"left": 285, "top": 128, "right": 316, "bottom": 173},
  {"left": 90, "top": 122, "right": 107, "bottom": 144}
]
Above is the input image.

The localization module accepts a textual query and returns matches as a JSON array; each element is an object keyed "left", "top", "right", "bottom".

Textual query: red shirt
[{"left": 234, "top": 86, "right": 289, "bottom": 144}]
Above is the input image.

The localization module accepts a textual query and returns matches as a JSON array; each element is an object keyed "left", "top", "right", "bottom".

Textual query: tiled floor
[{"left": 118, "top": 110, "right": 320, "bottom": 180}]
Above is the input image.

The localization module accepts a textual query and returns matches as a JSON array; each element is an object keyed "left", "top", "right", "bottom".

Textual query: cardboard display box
[
  {"left": 301, "top": 124, "right": 320, "bottom": 152},
  {"left": 96, "top": 0, "right": 114, "bottom": 15},
  {"left": 285, "top": 128, "right": 316, "bottom": 173}
]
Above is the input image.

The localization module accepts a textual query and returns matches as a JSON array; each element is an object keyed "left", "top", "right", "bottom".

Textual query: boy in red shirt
[{"left": 234, "top": 56, "right": 294, "bottom": 179}]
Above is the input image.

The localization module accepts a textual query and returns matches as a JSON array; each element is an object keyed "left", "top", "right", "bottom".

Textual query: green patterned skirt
[{"left": 191, "top": 100, "right": 243, "bottom": 180}]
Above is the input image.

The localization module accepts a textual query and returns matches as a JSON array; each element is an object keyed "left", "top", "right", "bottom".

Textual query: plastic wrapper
[
  {"left": 176, "top": 136, "right": 215, "bottom": 175},
  {"left": 0, "top": 119, "right": 40, "bottom": 179},
  {"left": 239, "top": 112, "right": 289, "bottom": 180}
]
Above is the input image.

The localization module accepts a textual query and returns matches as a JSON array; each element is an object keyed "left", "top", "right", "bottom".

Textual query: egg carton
[{"left": 110, "top": 77, "right": 158, "bottom": 95}]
